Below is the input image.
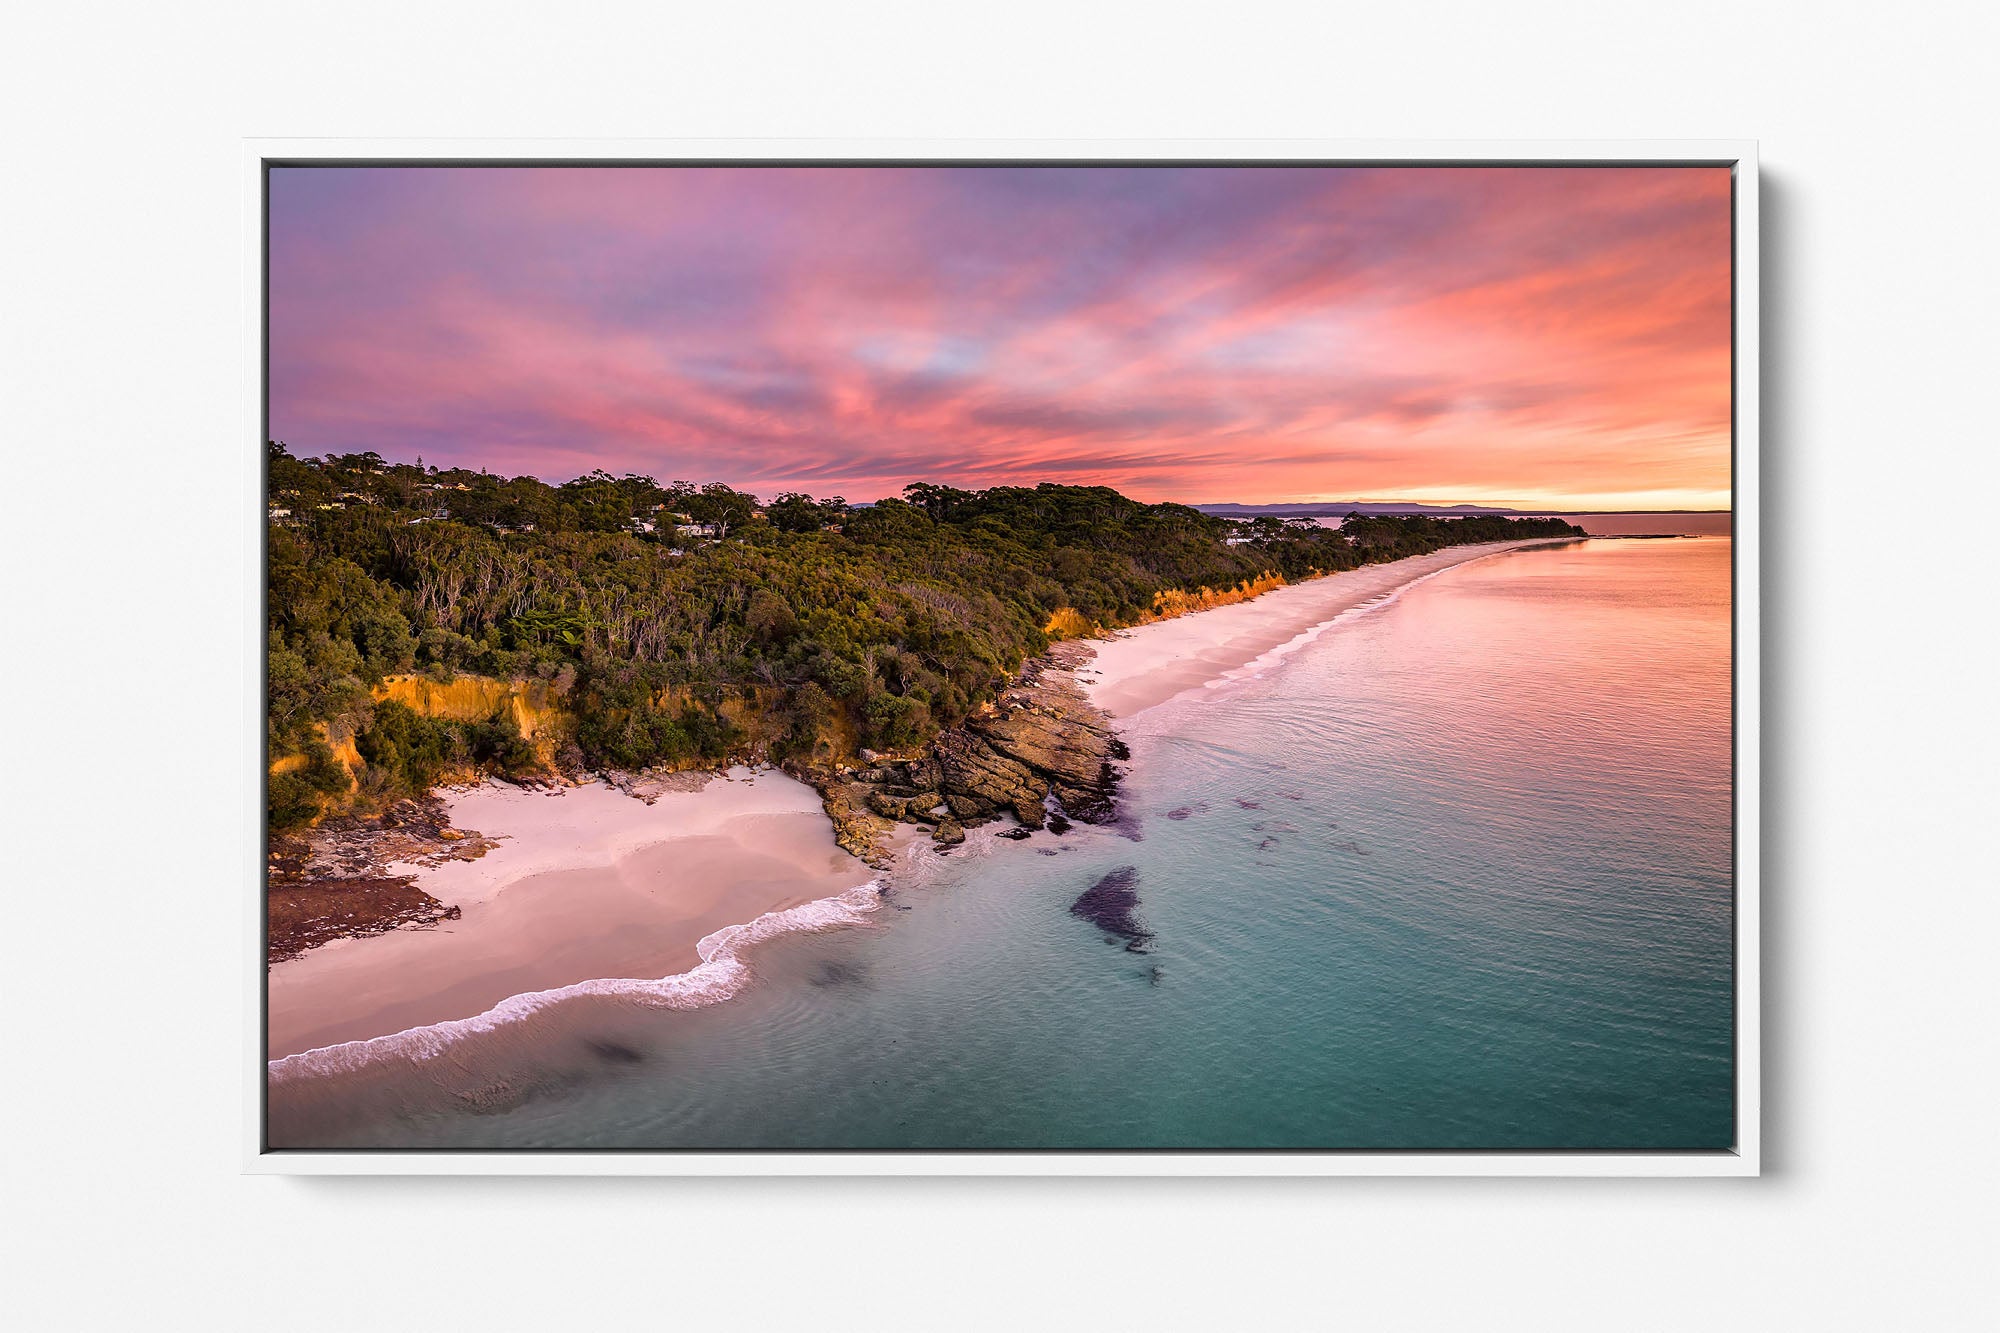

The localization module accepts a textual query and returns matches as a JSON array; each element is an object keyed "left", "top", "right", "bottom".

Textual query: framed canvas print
[{"left": 248, "top": 140, "right": 1757, "bottom": 1175}]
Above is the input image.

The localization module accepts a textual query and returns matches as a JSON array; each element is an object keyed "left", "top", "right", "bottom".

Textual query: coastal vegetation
[{"left": 266, "top": 442, "right": 1583, "bottom": 827}]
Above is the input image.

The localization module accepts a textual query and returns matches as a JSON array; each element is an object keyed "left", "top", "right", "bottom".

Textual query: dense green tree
[
  {"left": 685, "top": 482, "right": 759, "bottom": 538},
  {"left": 264, "top": 442, "right": 1583, "bottom": 827},
  {"left": 766, "top": 492, "right": 847, "bottom": 533}
]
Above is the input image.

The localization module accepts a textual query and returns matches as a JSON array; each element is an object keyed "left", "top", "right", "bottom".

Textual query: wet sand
[
  {"left": 266, "top": 544, "right": 1563, "bottom": 1062},
  {"left": 1082, "top": 540, "right": 1575, "bottom": 718},
  {"left": 266, "top": 768, "right": 873, "bottom": 1059}
]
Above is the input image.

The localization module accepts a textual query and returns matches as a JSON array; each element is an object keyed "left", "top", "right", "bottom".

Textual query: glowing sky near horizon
[{"left": 268, "top": 165, "right": 1732, "bottom": 509}]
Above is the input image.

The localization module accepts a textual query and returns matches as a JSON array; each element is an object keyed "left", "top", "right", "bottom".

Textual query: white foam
[
  {"left": 267, "top": 881, "right": 883, "bottom": 1083},
  {"left": 1195, "top": 545, "right": 1536, "bottom": 701}
]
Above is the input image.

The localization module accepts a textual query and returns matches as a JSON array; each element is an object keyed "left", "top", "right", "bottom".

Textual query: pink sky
[{"left": 269, "top": 165, "right": 1733, "bottom": 509}]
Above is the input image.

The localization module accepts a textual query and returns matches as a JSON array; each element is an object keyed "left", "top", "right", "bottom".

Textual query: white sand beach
[
  {"left": 267, "top": 542, "right": 1569, "bottom": 1063},
  {"left": 266, "top": 767, "right": 873, "bottom": 1059},
  {"left": 1081, "top": 540, "right": 1574, "bottom": 718}
]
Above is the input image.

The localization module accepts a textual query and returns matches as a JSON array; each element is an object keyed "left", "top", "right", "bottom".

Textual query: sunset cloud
[{"left": 269, "top": 164, "right": 1733, "bottom": 509}]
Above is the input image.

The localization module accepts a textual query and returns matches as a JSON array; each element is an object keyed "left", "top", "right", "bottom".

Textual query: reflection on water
[{"left": 269, "top": 538, "right": 1734, "bottom": 1152}]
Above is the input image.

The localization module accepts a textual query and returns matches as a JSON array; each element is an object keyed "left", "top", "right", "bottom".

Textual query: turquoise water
[{"left": 270, "top": 537, "right": 1734, "bottom": 1151}]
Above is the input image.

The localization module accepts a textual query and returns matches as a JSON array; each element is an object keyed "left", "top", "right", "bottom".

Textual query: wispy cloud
[{"left": 270, "top": 164, "right": 1732, "bottom": 508}]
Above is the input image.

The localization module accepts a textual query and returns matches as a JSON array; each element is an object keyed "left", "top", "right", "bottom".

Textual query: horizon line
[{"left": 277, "top": 442, "right": 1732, "bottom": 515}]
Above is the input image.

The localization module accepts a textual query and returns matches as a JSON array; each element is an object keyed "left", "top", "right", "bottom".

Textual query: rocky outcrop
[
  {"left": 812, "top": 773, "right": 902, "bottom": 866},
  {"left": 799, "top": 640, "right": 1125, "bottom": 860},
  {"left": 265, "top": 794, "right": 495, "bottom": 965},
  {"left": 267, "top": 793, "right": 499, "bottom": 886},
  {"left": 602, "top": 767, "right": 716, "bottom": 804},
  {"left": 266, "top": 876, "right": 461, "bottom": 965}
]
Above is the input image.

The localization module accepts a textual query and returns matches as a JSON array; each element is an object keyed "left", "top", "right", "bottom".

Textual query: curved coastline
[
  {"left": 265, "top": 540, "right": 1577, "bottom": 1097},
  {"left": 268, "top": 881, "right": 883, "bottom": 1083},
  {"left": 265, "top": 767, "right": 878, "bottom": 1063},
  {"left": 1083, "top": 538, "right": 1580, "bottom": 718}
]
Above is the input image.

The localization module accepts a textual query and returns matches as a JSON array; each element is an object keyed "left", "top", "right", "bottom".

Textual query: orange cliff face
[
  {"left": 372, "top": 674, "right": 567, "bottom": 743},
  {"left": 266, "top": 672, "right": 831, "bottom": 809},
  {"left": 1044, "top": 570, "right": 1293, "bottom": 642},
  {"left": 1145, "top": 571, "right": 1289, "bottom": 622},
  {"left": 267, "top": 676, "right": 571, "bottom": 803}
]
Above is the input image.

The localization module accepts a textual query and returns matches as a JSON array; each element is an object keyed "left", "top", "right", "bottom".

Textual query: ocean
[{"left": 268, "top": 535, "right": 1735, "bottom": 1151}]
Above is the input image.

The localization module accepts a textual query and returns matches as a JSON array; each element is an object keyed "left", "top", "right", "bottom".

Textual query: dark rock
[
  {"left": 803, "top": 774, "right": 900, "bottom": 869},
  {"left": 997, "top": 826, "right": 1032, "bottom": 841},
  {"left": 932, "top": 817, "right": 966, "bottom": 846},
  {"left": 584, "top": 1039, "right": 645, "bottom": 1065},
  {"left": 797, "top": 641, "right": 1125, "bottom": 860},
  {"left": 1046, "top": 811, "right": 1072, "bottom": 835},
  {"left": 809, "top": 960, "right": 867, "bottom": 987},
  {"left": 1069, "top": 866, "right": 1152, "bottom": 952}
]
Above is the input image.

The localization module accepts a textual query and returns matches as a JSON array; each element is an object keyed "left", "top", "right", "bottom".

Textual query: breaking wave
[
  {"left": 1206, "top": 543, "right": 1555, "bottom": 693},
  {"left": 267, "top": 881, "right": 883, "bottom": 1084}
]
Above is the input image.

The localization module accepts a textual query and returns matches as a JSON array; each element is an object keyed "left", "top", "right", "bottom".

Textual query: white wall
[{"left": 7, "top": 2, "right": 1995, "bottom": 1329}]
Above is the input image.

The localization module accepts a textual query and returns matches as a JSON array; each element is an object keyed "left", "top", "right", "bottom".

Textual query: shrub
[{"left": 355, "top": 700, "right": 459, "bottom": 791}]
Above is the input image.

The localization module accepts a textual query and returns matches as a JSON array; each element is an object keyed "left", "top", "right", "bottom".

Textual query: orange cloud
[{"left": 270, "top": 164, "right": 1733, "bottom": 509}]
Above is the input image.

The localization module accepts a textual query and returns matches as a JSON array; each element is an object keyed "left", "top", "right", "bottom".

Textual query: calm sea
[{"left": 269, "top": 537, "right": 1735, "bottom": 1151}]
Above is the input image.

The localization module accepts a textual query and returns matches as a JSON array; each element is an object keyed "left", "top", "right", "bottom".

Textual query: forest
[{"left": 266, "top": 442, "right": 1584, "bottom": 826}]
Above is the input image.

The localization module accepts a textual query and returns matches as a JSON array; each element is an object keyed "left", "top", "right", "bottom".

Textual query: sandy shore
[
  {"left": 1082, "top": 540, "right": 1574, "bottom": 718},
  {"left": 266, "top": 767, "right": 873, "bottom": 1059},
  {"left": 267, "top": 542, "right": 1564, "bottom": 1062}
]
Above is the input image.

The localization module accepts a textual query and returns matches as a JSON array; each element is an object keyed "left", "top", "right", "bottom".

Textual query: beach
[
  {"left": 266, "top": 767, "right": 875, "bottom": 1061},
  {"left": 266, "top": 535, "right": 1735, "bottom": 1150},
  {"left": 1081, "top": 539, "right": 1575, "bottom": 718},
  {"left": 266, "top": 539, "right": 1570, "bottom": 1072}
]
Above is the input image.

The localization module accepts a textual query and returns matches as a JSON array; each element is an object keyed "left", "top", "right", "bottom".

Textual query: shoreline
[
  {"left": 266, "top": 538, "right": 1574, "bottom": 1073},
  {"left": 1082, "top": 538, "right": 1578, "bottom": 719},
  {"left": 266, "top": 767, "right": 875, "bottom": 1061},
  {"left": 798, "top": 638, "right": 1126, "bottom": 866}
]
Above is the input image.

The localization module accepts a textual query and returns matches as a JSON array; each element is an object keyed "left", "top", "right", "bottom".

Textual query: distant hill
[
  {"left": 1196, "top": 501, "right": 1518, "bottom": 519},
  {"left": 1195, "top": 502, "right": 1729, "bottom": 518}
]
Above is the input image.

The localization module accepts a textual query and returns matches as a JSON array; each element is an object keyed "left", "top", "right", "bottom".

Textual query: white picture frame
[{"left": 244, "top": 138, "right": 1758, "bottom": 1176}]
